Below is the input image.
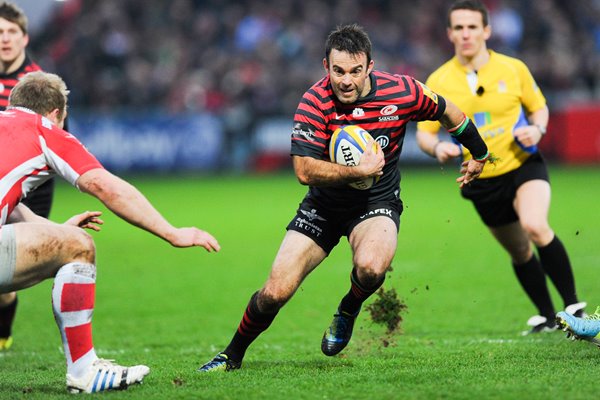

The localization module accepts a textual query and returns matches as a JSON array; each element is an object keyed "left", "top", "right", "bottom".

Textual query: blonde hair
[
  {"left": 0, "top": 1, "right": 28, "bottom": 34},
  {"left": 9, "top": 71, "right": 70, "bottom": 120}
]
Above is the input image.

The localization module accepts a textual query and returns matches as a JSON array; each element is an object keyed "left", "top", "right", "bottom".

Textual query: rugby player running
[{"left": 199, "top": 23, "right": 489, "bottom": 372}]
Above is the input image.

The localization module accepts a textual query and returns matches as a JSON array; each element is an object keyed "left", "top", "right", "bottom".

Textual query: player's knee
[
  {"left": 508, "top": 241, "right": 533, "bottom": 264},
  {"left": 66, "top": 228, "right": 96, "bottom": 263},
  {"left": 353, "top": 255, "right": 387, "bottom": 281},
  {"left": 521, "top": 220, "right": 550, "bottom": 244}
]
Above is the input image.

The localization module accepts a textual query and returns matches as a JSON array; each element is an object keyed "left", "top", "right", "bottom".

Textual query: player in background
[
  {"left": 556, "top": 306, "right": 600, "bottom": 347},
  {"left": 0, "top": 1, "right": 53, "bottom": 350},
  {"left": 0, "top": 71, "right": 221, "bottom": 392},
  {"left": 198, "top": 23, "right": 489, "bottom": 372},
  {"left": 415, "top": 0, "right": 585, "bottom": 334}
]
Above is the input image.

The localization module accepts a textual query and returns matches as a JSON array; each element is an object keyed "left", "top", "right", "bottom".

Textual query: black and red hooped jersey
[
  {"left": 0, "top": 55, "right": 42, "bottom": 110},
  {"left": 291, "top": 70, "right": 446, "bottom": 205}
]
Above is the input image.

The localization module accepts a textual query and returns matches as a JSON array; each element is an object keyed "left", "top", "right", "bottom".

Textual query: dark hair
[
  {"left": 325, "top": 24, "right": 372, "bottom": 65},
  {"left": 0, "top": 1, "right": 28, "bottom": 34},
  {"left": 447, "top": 0, "right": 489, "bottom": 27}
]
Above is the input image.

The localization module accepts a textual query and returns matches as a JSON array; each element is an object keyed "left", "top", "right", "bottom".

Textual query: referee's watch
[{"left": 535, "top": 124, "right": 547, "bottom": 136}]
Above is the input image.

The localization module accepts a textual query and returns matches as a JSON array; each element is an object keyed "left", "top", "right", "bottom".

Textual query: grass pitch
[{"left": 1, "top": 165, "right": 598, "bottom": 399}]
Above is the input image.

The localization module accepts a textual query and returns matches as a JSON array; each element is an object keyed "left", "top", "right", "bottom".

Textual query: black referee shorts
[
  {"left": 460, "top": 152, "right": 549, "bottom": 227},
  {"left": 286, "top": 195, "right": 402, "bottom": 254}
]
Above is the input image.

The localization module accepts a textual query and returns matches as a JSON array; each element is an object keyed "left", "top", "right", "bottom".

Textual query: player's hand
[
  {"left": 434, "top": 141, "right": 461, "bottom": 163},
  {"left": 64, "top": 211, "right": 104, "bottom": 232},
  {"left": 166, "top": 227, "right": 221, "bottom": 252},
  {"left": 456, "top": 159, "right": 485, "bottom": 188},
  {"left": 357, "top": 139, "right": 384, "bottom": 178},
  {"left": 513, "top": 125, "right": 543, "bottom": 147}
]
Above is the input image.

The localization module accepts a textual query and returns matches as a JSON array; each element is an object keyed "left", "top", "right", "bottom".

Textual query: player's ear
[
  {"left": 323, "top": 57, "right": 329, "bottom": 71},
  {"left": 483, "top": 24, "right": 492, "bottom": 41},
  {"left": 46, "top": 108, "right": 62, "bottom": 126},
  {"left": 366, "top": 59, "right": 374, "bottom": 74}
]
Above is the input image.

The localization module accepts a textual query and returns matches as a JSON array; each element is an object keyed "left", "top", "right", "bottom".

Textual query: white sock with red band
[{"left": 52, "top": 262, "right": 98, "bottom": 379}]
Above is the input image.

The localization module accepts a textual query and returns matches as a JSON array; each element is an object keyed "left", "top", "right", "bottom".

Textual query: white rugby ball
[{"left": 329, "top": 125, "right": 379, "bottom": 190}]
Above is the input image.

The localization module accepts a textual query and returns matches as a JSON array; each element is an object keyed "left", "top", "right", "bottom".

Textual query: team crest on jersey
[
  {"left": 352, "top": 108, "right": 365, "bottom": 118},
  {"left": 380, "top": 105, "right": 397, "bottom": 116},
  {"left": 416, "top": 80, "right": 438, "bottom": 104}
]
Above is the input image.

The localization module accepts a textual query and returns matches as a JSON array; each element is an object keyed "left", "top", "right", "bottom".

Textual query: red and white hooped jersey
[{"left": 0, "top": 107, "right": 103, "bottom": 225}]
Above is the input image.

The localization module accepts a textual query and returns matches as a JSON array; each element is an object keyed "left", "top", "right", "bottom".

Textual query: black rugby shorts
[
  {"left": 286, "top": 196, "right": 402, "bottom": 254},
  {"left": 460, "top": 152, "right": 549, "bottom": 227}
]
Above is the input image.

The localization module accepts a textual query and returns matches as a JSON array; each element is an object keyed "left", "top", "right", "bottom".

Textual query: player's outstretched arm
[{"left": 76, "top": 168, "right": 220, "bottom": 252}]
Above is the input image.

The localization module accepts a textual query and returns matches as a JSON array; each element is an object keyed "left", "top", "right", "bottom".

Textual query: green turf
[{"left": 1, "top": 166, "right": 598, "bottom": 399}]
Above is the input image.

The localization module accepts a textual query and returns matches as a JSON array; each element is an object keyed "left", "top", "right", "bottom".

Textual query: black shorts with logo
[
  {"left": 286, "top": 194, "right": 402, "bottom": 254},
  {"left": 460, "top": 152, "right": 549, "bottom": 227}
]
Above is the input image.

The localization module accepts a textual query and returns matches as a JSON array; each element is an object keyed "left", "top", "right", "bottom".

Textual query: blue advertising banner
[{"left": 68, "top": 112, "right": 224, "bottom": 172}]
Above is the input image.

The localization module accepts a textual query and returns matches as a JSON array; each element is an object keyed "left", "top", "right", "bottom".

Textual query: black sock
[
  {"left": 512, "top": 256, "right": 555, "bottom": 320},
  {"left": 0, "top": 296, "right": 17, "bottom": 338},
  {"left": 338, "top": 268, "right": 385, "bottom": 316},
  {"left": 224, "top": 291, "right": 278, "bottom": 362},
  {"left": 537, "top": 235, "right": 578, "bottom": 307}
]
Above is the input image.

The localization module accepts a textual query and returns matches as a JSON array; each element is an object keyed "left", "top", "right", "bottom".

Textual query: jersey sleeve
[
  {"left": 411, "top": 77, "right": 446, "bottom": 122},
  {"left": 290, "top": 89, "right": 330, "bottom": 159},
  {"left": 416, "top": 74, "right": 444, "bottom": 134},
  {"left": 517, "top": 60, "right": 546, "bottom": 113},
  {"left": 38, "top": 116, "right": 103, "bottom": 187}
]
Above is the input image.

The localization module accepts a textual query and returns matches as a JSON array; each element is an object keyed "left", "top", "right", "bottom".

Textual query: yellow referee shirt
[{"left": 417, "top": 50, "right": 546, "bottom": 178}]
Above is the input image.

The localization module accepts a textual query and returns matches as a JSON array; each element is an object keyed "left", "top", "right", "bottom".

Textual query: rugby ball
[{"left": 329, "top": 125, "right": 379, "bottom": 190}]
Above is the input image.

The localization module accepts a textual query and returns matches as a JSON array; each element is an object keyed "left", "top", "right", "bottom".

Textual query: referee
[{"left": 416, "top": 0, "right": 585, "bottom": 334}]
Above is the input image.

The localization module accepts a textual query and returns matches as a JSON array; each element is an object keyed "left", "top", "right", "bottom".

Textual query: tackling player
[
  {"left": 416, "top": 0, "right": 586, "bottom": 334},
  {"left": 0, "top": 71, "right": 220, "bottom": 392},
  {"left": 0, "top": 1, "right": 54, "bottom": 351},
  {"left": 198, "top": 23, "right": 488, "bottom": 372}
]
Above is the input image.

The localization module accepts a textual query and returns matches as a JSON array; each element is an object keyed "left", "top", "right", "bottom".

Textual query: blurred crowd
[{"left": 30, "top": 0, "right": 600, "bottom": 119}]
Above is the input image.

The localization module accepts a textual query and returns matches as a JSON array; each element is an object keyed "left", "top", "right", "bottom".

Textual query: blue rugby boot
[
  {"left": 197, "top": 352, "right": 241, "bottom": 372},
  {"left": 321, "top": 309, "right": 359, "bottom": 356},
  {"left": 556, "top": 306, "right": 600, "bottom": 347}
]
